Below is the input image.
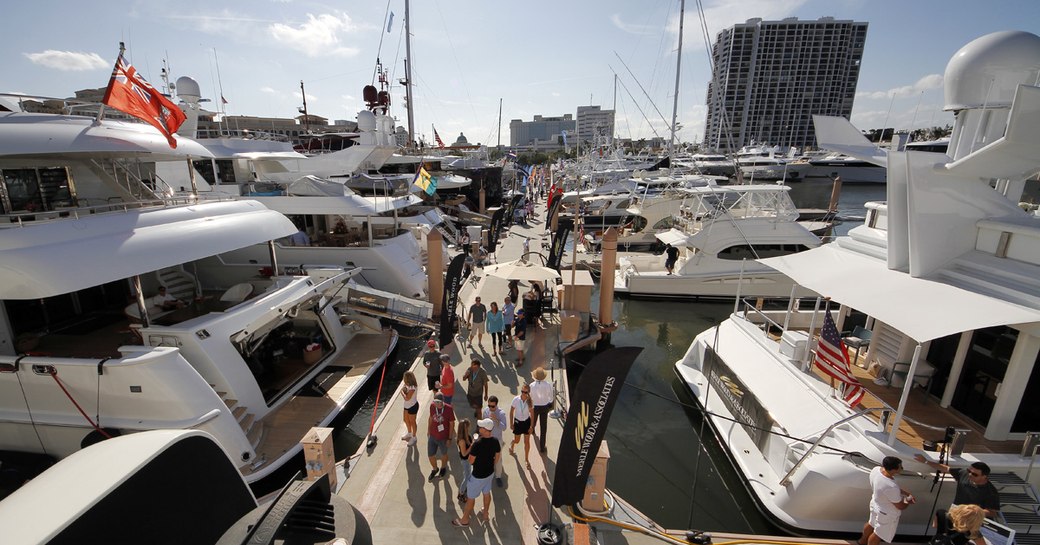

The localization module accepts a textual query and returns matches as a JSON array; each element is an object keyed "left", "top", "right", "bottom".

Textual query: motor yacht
[
  {"left": 615, "top": 184, "right": 821, "bottom": 298},
  {"left": 0, "top": 111, "right": 429, "bottom": 487},
  {"left": 674, "top": 31, "right": 1040, "bottom": 537}
]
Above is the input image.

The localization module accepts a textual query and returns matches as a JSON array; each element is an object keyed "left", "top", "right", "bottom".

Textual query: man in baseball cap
[{"left": 454, "top": 417, "right": 501, "bottom": 527}]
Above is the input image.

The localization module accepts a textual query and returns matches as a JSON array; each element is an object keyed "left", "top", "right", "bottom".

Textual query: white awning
[
  {"left": 759, "top": 244, "right": 1040, "bottom": 342},
  {"left": 0, "top": 200, "right": 296, "bottom": 299},
  {"left": 654, "top": 228, "right": 690, "bottom": 247}
]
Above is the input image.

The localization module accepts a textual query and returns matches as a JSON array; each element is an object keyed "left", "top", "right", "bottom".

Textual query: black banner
[
  {"left": 504, "top": 193, "right": 524, "bottom": 225},
  {"left": 487, "top": 207, "right": 506, "bottom": 254},
  {"left": 439, "top": 253, "right": 467, "bottom": 348},
  {"left": 702, "top": 345, "right": 773, "bottom": 450},
  {"left": 545, "top": 193, "right": 563, "bottom": 230},
  {"left": 551, "top": 346, "right": 642, "bottom": 508},
  {"left": 546, "top": 224, "right": 571, "bottom": 271}
]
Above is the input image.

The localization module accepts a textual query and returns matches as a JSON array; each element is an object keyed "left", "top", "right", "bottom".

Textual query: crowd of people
[{"left": 400, "top": 334, "right": 556, "bottom": 529}]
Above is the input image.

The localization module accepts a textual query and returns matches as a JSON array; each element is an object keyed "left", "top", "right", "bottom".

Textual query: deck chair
[
  {"left": 842, "top": 325, "right": 872, "bottom": 366},
  {"left": 220, "top": 283, "right": 255, "bottom": 303}
]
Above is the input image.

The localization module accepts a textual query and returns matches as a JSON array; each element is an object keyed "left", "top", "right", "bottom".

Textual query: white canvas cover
[
  {"left": 0, "top": 200, "right": 296, "bottom": 299},
  {"left": 759, "top": 244, "right": 1040, "bottom": 342},
  {"left": 654, "top": 228, "right": 690, "bottom": 247}
]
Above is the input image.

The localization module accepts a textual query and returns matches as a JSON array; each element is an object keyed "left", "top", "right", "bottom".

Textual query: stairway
[
  {"left": 991, "top": 472, "right": 1040, "bottom": 544},
  {"left": 155, "top": 266, "right": 197, "bottom": 302},
  {"left": 213, "top": 387, "right": 265, "bottom": 451}
]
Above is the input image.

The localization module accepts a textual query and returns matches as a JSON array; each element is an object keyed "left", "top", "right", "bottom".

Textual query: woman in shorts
[
  {"left": 400, "top": 371, "right": 418, "bottom": 446},
  {"left": 508, "top": 383, "right": 534, "bottom": 467}
]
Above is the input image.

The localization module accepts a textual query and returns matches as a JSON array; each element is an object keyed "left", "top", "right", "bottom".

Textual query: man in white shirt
[
  {"left": 859, "top": 456, "right": 915, "bottom": 545},
  {"left": 150, "top": 286, "right": 184, "bottom": 311},
  {"left": 528, "top": 367, "right": 554, "bottom": 454}
]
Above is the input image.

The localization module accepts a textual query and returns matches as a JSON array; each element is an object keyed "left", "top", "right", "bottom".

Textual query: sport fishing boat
[
  {"left": 0, "top": 111, "right": 430, "bottom": 487},
  {"left": 674, "top": 31, "right": 1040, "bottom": 537},
  {"left": 615, "top": 184, "right": 821, "bottom": 299}
]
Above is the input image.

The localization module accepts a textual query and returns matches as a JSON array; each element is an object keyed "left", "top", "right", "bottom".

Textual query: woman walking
[
  {"left": 509, "top": 383, "right": 534, "bottom": 467},
  {"left": 455, "top": 419, "right": 474, "bottom": 504},
  {"left": 485, "top": 301, "right": 505, "bottom": 356},
  {"left": 400, "top": 371, "right": 419, "bottom": 446}
]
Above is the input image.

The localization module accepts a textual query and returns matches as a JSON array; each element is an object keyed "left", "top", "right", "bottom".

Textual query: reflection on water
[{"left": 595, "top": 292, "right": 776, "bottom": 532}]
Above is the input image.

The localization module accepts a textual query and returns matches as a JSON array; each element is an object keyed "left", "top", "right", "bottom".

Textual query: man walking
[
  {"left": 467, "top": 296, "right": 487, "bottom": 348},
  {"left": 452, "top": 418, "right": 500, "bottom": 527},
  {"left": 913, "top": 455, "right": 1000, "bottom": 517},
  {"left": 426, "top": 393, "right": 455, "bottom": 483},
  {"left": 482, "top": 395, "right": 508, "bottom": 487},
  {"left": 436, "top": 354, "right": 456, "bottom": 406},
  {"left": 462, "top": 359, "right": 489, "bottom": 419},
  {"left": 502, "top": 296, "right": 515, "bottom": 349},
  {"left": 422, "top": 339, "right": 442, "bottom": 391},
  {"left": 664, "top": 243, "right": 680, "bottom": 275},
  {"left": 859, "top": 456, "right": 914, "bottom": 545},
  {"left": 529, "top": 367, "right": 554, "bottom": 454}
]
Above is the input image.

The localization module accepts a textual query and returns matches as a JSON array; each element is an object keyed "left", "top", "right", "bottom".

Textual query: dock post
[
  {"left": 428, "top": 229, "right": 444, "bottom": 317},
  {"left": 598, "top": 227, "right": 618, "bottom": 344}
]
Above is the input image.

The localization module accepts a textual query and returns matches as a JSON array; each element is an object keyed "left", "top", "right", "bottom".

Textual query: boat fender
[{"left": 685, "top": 530, "right": 712, "bottom": 545}]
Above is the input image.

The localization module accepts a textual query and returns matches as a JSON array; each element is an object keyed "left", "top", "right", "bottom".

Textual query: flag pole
[{"left": 96, "top": 42, "right": 126, "bottom": 124}]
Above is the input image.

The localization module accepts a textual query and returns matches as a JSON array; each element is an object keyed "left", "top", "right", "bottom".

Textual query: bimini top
[
  {"left": 0, "top": 112, "right": 212, "bottom": 160},
  {"left": 759, "top": 243, "right": 1040, "bottom": 342},
  {"left": 0, "top": 199, "right": 296, "bottom": 299}
]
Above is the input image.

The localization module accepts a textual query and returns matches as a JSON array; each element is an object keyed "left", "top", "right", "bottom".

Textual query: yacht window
[
  {"left": 717, "top": 244, "right": 811, "bottom": 260},
  {"left": 614, "top": 199, "right": 631, "bottom": 209},
  {"left": 1, "top": 167, "right": 75, "bottom": 213},
  {"left": 652, "top": 216, "right": 675, "bottom": 230}
]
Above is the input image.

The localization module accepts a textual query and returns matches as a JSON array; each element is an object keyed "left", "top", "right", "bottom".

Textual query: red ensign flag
[{"left": 102, "top": 54, "right": 186, "bottom": 148}]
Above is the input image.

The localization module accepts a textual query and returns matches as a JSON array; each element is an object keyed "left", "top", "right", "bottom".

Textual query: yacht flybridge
[
  {"left": 675, "top": 31, "right": 1040, "bottom": 536},
  {"left": 0, "top": 111, "right": 431, "bottom": 485}
]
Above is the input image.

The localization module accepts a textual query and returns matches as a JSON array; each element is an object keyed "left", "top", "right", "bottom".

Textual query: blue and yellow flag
[{"left": 412, "top": 166, "right": 437, "bottom": 196}]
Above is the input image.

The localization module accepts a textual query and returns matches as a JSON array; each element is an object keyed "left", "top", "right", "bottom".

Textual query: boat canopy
[
  {"left": 759, "top": 244, "right": 1040, "bottom": 342},
  {"left": 0, "top": 200, "right": 296, "bottom": 299}
]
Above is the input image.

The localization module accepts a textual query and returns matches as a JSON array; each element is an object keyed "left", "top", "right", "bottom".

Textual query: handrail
[{"left": 780, "top": 407, "right": 887, "bottom": 486}]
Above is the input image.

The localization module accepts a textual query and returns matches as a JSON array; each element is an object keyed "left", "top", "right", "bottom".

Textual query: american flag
[
  {"left": 434, "top": 127, "right": 445, "bottom": 148},
  {"left": 813, "top": 309, "right": 864, "bottom": 406}
]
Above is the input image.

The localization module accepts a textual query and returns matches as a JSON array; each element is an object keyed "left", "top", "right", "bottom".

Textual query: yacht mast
[
  {"left": 299, "top": 80, "right": 309, "bottom": 133},
  {"left": 403, "top": 0, "right": 417, "bottom": 149},
  {"left": 497, "top": 98, "right": 503, "bottom": 150},
  {"left": 668, "top": 0, "right": 685, "bottom": 158}
]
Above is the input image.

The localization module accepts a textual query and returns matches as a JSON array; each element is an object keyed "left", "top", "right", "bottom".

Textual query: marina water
[{"left": 331, "top": 180, "right": 887, "bottom": 534}]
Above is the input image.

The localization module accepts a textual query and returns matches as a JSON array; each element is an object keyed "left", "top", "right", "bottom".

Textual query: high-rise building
[
  {"left": 575, "top": 106, "right": 615, "bottom": 144},
  {"left": 703, "top": 17, "right": 867, "bottom": 153},
  {"left": 509, "top": 114, "right": 575, "bottom": 147}
]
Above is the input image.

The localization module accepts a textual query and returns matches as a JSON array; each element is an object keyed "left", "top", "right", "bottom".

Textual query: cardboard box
[
  {"left": 560, "top": 310, "right": 581, "bottom": 342},
  {"left": 302, "top": 427, "right": 337, "bottom": 489},
  {"left": 581, "top": 441, "right": 610, "bottom": 512}
]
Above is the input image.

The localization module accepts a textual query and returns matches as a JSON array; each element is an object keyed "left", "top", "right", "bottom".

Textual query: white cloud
[
  {"left": 24, "top": 50, "right": 109, "bottom": 71},
  {"left": 856, "top": 74, "right": 944, "bottom": 100},
  {"left": 269, "top": 13, "right": 360, "bottom": 58},
  {"left": 610, "top": 14, "right": 658, "bottom": 36}
]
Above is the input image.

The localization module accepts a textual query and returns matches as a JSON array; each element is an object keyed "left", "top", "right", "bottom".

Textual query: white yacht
[
  {"left": 615, "top": 184, "right": 821, "bottom": 298},
  {"left": 736, "top": 144, "right": 809, "bottom": 182},
  {"left": 0, "top": 111, "right": 427, "bottom": 486},
  {"left": 805, "top": 152, "right": 887, "bottom": 184},
  {"left": 674, "top": 31, "right": 1040, "bottom": 536},
  {"left": 159, "top": 77, "right": 434, "bottom": 298}
]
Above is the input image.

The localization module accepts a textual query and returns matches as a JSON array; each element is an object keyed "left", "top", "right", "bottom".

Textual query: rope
[
  {"left": 14, "top": 356, "right": 48, "bottom": 455},
  {"left": 367, "top": 329, "right": 397, "bottom": 439},
  {"left": 47, "top": 367, "right": 112, "bottom": 439}
]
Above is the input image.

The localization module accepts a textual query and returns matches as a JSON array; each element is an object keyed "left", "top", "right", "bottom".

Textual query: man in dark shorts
[
  {"left": 426, "top": 392, "right": 455, "bottom": 483},
  {"left": 452, "top": 418, "right": 500, "bottom": 527},
  {"left": 422, "top": 339, "right": 442, "bottom": 391},
  {"left": 914, "top": 455, "right": 1000, "bottom": 517},
  {"left": 665, "top": 243, "right": 680, "bottom": 275},
  {"left": 467, "top": 296, "right": 487, "bottom": 348},
  {"left": 462, "top": 359, "right": 489, "bottom": 419}
]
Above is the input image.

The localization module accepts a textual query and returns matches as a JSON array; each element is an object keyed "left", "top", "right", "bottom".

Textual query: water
[{"left": 328, "top": 182, "right": 888, "bottom": 533}]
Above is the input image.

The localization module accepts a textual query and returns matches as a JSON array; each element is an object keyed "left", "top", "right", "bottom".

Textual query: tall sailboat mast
[
  {"left": 403, "top": 0, "right": 417, "bottom": 149},
  {"left": 668, "top": 0, "right": 685, "bottom": 157}
]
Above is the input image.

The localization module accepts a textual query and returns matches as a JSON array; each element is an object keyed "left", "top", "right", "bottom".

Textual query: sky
[{"left": 2, "top": 0, "right": 1038, "bottom": 148}]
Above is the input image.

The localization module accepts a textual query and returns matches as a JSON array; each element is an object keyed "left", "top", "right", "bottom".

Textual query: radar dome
[
  {"left": 175, "top": 76, "right": 201, "bottom": 104},
  {"left": 357, "top": 110, "right": 376, "bottom": 131},
  {"left": 944, "top": 30, "right": 1040, "bottom": 111}
]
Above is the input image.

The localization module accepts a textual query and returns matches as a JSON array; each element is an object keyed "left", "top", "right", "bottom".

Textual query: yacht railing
[{"left": 1, "top": 195, "right": 236, "bottom": 227}]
